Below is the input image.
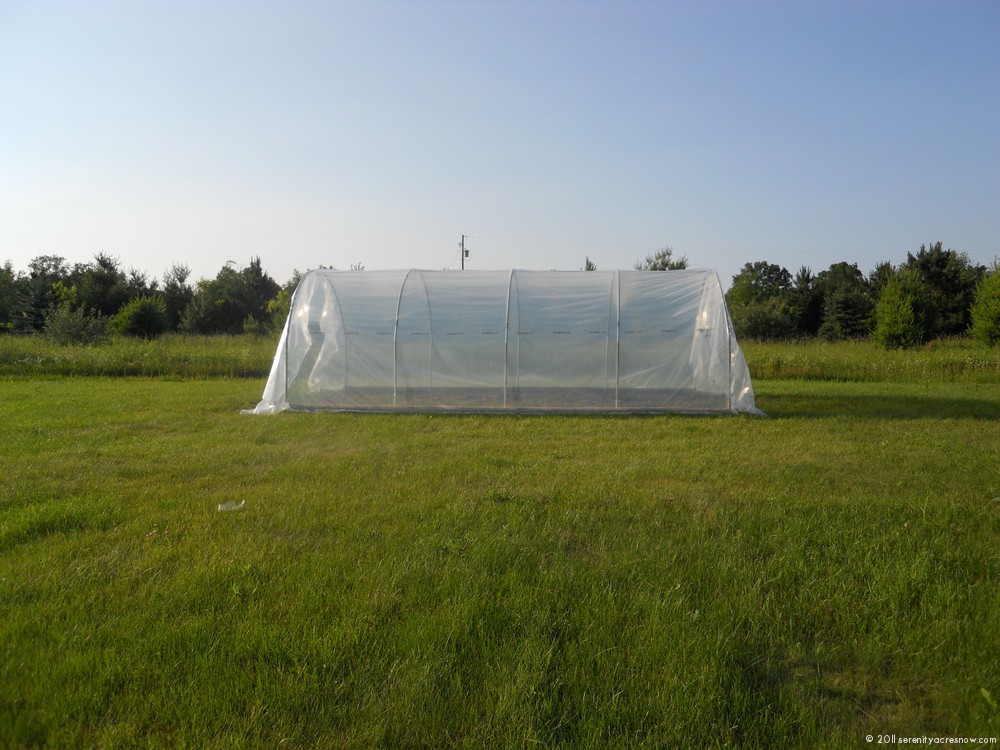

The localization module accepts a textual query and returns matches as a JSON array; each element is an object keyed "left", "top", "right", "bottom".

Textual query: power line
[
  {"left": 472, "top": 236, "right": 664, "bottom": 251},
  {"left": 468, "top": 235, "right": 1000, "bottom": 256}
]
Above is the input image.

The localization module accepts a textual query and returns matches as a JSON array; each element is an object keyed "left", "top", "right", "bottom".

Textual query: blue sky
[{"left": 2, "top": 0, "right": 997, "bottom": 287}]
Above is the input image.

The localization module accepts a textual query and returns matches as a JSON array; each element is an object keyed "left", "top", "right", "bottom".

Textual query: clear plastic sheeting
[{"left": 247, "top": 269, "right": 763, "bottom": 415}]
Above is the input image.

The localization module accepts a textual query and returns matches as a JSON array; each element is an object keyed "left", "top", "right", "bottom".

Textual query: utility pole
[{"left": 460, "top": 234, "right": 470, "bottom": 270}]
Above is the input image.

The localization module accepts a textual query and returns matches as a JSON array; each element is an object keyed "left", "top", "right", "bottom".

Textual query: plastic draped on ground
[{"left": 247, "top": 269, "right": 763, "bottom": 416}]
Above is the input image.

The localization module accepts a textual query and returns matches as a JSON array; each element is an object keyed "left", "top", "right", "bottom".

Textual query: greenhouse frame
[{"left": 248, "top": 268, "right": 762, "bottom": 415}]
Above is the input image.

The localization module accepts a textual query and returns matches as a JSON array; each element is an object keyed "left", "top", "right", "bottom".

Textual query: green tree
[
  {"left": 75, "top": 253, "right": 131, "bottom": 318},
  {"left": 14, "top": 255, "right": 71, "bottom": 333},
  {"left": 874, "top": 273, "right": 921, "bottom": 349},
  {"left": 897, "top": 266, "right": 935, "bottom": 343},
  {"left": 725, "top": 262, "right": 795, "bottom": 340},
  {"left": 267, "top": 271, "right": 304, "bottom": 332},
  {"left": 125, "top": 267, "right": 157, "bottom": 300},
  {"left": 179, "top": 285, "right": 217, "bottom": 334},
  {"left": 162, "top": 263, "right": 194, "bottom": 332},
  {"left": 816, "top": 262, "right": 873, "bottom": 340},
  {"left": 903, "top": 242, "right": 985, "bottom": 337},
  {"left": 635, "top": 246, "right": 687, "bottom": 271},
  {"left": 584, "top": 257, "right": 597, "bottom": 271},
  {"left": 788, "top": 266, "right": 823, "bottom": 337},
  {"left": 867, "top": 261, "right": 896, "bottom": 297},
  {"left": 112, "top": 296, "right": 169, "bottom": 339},
  {"left": 181, "top": 258, "right": 280, "bottom": 335},
  {"left": 730, "top": 298, "right": 796, "bottom": 340},
  {"left": 0, "top": 261, "right": 18, "bottom": 332},
  {"left": 727, "top": 262, "right": 792, "bottom": 307},
  {"left": 970, "top": 264, "right": 1000, "bottom": 346}
]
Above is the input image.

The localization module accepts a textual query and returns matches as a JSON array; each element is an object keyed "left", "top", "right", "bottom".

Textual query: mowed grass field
[{"left": 1, "top": 338, "right": 999, "bottom": 748}]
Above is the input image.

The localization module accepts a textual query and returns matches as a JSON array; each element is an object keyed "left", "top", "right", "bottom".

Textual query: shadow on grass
[
  {"left": 757, "top": 392, "right": 1000, "bottom": 420},
  {"left": 0, "top": 505, "right": 121, "bottom": 553}
]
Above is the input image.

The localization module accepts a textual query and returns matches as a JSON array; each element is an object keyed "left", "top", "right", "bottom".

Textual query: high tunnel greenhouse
[{"left": 248, "top": 269, "right": 762, "bottom": 415}]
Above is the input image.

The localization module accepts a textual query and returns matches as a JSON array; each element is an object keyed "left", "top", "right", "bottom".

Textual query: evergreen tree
[
  {"left": 970, "top": 264, "right": 1000, "bottom": 346},
  {"left": 788, "top": 266, "right": 823, "bottom": 337},
  {"left": 874, "top": 273, "right": 921, "bottom": 349},
  {"left": 896, "top": 266, "right": 935, "bottom": 343},
  {"left": 125, "top": 267, "right": 157, "bottom": 299},
  {"left": 0, "top": 261, "right": 17, "bottom": 332},
  {"left": 867, "top": 261, "right": 895, "bottom": 296},
  {"left": 14, "top": 256, "right": 71, "bottom": 333},
  {"left": 113, "top": 296, "right": 169, "bottom": 339},
  {"left": 162, "top": 263, "right": 194, "bottom": 331},
  {"left": 816, "top": 262, "right": 873, "bottom": 340},
  {"left": 903, "top": 242, "right": 985, "bottom": 337},
  {"left": 75, "top": 253, "right": 131, "bottom": 318},
  {"left": 635, "top": 246, "right": 687, "bottom": 271}
]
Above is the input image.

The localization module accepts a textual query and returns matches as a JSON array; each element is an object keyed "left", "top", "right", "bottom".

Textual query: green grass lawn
[{"left": 1, "top": 342, "right": 999, "bottom": 747}]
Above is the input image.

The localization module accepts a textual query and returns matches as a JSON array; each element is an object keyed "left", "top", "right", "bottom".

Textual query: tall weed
[
  {"left": 744, "top": 338, "right": 1000, "bottom": 383},
  {"left": 0, "top": 333, "right": 275, "bottom": 378}
]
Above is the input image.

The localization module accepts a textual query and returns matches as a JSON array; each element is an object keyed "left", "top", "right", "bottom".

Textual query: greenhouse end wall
[{"left": 248, "top": 269, "right": 762, "bottom": 415}]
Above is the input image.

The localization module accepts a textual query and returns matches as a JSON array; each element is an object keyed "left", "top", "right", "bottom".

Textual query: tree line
[
  {"left": 594, "top": 242, "right": 998, "bottom": 347},
  {"left": 1, "top": 247, "right": 693, "bottom": 343},
  {"left": 0, "top": 254, "right": 297, "bottom": 343},
  {"left": 722, "top": 243, "right": 1000, "bottom": 348},
  {"left": 2, "top": 244, "right": 999, "bottom": 347}
]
